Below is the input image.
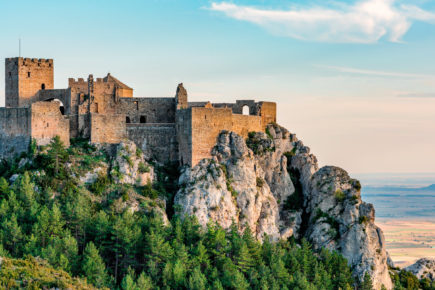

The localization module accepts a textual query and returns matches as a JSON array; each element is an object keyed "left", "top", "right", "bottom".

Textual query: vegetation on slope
[{"left": 0, "top": 136, "right": 432, "bottom": 289}]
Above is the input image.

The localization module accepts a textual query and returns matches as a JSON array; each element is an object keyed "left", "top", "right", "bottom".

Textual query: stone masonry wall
[
  {"left": 259, "top": 102, "right": 277, "bottom": 128},
  {"left": 89, "top": 113, "right": 126, "bottom": 144},
  {"left": 5, "top": 58, "right": 54, "bottom": 108},
  {"left": 30, "top": 102, "right": 70, "bottom": 147},
  {"left": 176, "top": 109, "right": 193, "bottom": 166},
  {"left": 189, "top": 107, "right": 263, "bottom": 166},
  {"left": 127, "top": 123, "right": 178, "bottom": 163},
  {"left": 117, "top": 97, "right": 176, "bottom": 123},
  {"left": 0, "top": 107, "right": 31, "bottom": 159},
  {"left": 35, "top": 89, "right": 72, "bottom": 115}
]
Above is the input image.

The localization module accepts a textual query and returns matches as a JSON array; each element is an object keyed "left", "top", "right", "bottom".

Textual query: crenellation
[{"left": 1, "top": 56, "right": 276, "bottom": 166}]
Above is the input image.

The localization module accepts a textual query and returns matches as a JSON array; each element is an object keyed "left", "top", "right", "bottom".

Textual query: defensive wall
[
  {"left": 0, "top": 101, "right": 69, "bottom": 159},
  {"left": 89, "top": 113, "right": 126, "bottom": 144},
  {"left": 0, "top": 107, "right": 31, "bottom": 158},
  {"left": 179, "top": 106, "right": 264, "bottom": 166},
  {"left": 118, "top": 97, "right": 176, "bottom": 124},
  {"left": 127, "top": 123, "right": 178, "bottom": 162}
]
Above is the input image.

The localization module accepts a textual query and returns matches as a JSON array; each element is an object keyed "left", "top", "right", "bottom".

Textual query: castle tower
[{"left": 5, "top": 57, "right": 54, "bottom": 107}]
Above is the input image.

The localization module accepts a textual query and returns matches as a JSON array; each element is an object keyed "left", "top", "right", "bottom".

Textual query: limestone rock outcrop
[
  {"left": 174, "top": 124, "right": 393, "bottom": 289},
  {"left": 405, "top": 258, "right": 435, "bottom": 281},
  {"left": 110, "top": 141, "right": 154, "bottom": 186}
]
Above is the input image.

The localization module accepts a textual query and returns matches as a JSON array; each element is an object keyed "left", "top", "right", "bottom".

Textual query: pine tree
[
  {"left": 121, "top": 274, "right": 136, "bottom": 290},
  {"left": 46, "top": 136, "right": 68, "bottom": 177},
  {"left": 82, "top": 242, "right": 108, "bottom": 288},
  {"left": 136, "top": 272, "right": 153, "bottom": 290},
  {"left": 361, "top": 272, "right": 374, "bottom": 290},
  {"left": 188, "top": 266, "right": 207, "bottom": 290}
]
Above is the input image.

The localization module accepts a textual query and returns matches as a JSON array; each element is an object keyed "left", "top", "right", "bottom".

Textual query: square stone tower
[{"left": 5, "top": 57, "right": 54, "bottom": 107}]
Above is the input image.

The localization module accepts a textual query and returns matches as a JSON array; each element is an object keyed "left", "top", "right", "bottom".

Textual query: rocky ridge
[
  {"left": 405, "top": 258, "right": 435, "bottom": 281},
  {"left": 174, "top": 124, "right": 393, "bottom": 289}
]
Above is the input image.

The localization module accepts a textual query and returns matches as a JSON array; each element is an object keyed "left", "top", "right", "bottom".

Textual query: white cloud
[{"left": 209, "top": 0, "right": 435, "bottom": 43}]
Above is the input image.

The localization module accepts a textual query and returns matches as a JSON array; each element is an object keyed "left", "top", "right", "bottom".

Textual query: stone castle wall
[
  {"left": 117, "top": 97, "right": 176, "bottom": 123},
  {"left": 127, "top": 123, "right": 178, "bottom": 162},
  {"left": 0, "top": 107, "right": 31, "bottom": 158},
  {"left": 176, "top": 109, "right": 193, "bottom": 166},
  {"left": 30, "top": 102, "right": 70, "bottom": 147},
  {"left": 89, "top": 113, "right": 126, "bottom": 144},
  {"left": 187, "top": 107, "right": 263, "bottom": 166}
]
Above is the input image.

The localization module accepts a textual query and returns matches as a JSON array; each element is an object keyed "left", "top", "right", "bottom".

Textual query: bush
[
  {"left": 334, "top": 189, "right": 346, "bottom": 202},
  {"left": 256, "top": 177, "right": 264, "bottom": 188},
  {"left": 138, "top": 162, "right": 150, "bottom": 174},
  {"left": 359, "top": 216, "right": 369, "bottom": 224},
  {"left": 142, "top": 182, "right": 159, "bottom": 199},
  {"left": 90, "top": 172, "right": 110, "bottom": 195}
]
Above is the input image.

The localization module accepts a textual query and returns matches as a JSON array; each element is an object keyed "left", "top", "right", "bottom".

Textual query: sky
[{"left": 1, "top": 0, "right": 435, "bottom": 174}]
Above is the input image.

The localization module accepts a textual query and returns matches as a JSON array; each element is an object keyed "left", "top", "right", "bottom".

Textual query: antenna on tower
[{"left": 19, "top": 38, "right": 21, "bottom": 57}]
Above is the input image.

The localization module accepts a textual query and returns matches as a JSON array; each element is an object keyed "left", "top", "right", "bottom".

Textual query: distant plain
[{"left": 358, "top": 173, "right": 435, "bottom": 267}]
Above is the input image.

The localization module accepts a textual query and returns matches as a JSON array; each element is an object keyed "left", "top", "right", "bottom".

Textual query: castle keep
[{"left": 1, "top": 57, "right": 276, "bottom": 166}]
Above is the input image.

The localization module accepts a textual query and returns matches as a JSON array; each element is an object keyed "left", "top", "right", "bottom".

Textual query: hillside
[{"left": 0, "top": 126, "right": 432, "bottom": 289}]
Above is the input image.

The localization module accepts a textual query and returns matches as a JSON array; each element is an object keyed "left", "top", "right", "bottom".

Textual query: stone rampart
[
  {"left": 30, "top": 102, "right": 70, "bottom": 147},
  {"left": 118, "top": 97, "right": 176, "bottom": 123},
  {"left": 89, "top": 113, "right": 126, "bottom": 144},
  {"left": 0, "top": 107, "right": 31, "bottom": 159},
  {"left": 127, "top": 123, "right": 177, "bottom": 163}
]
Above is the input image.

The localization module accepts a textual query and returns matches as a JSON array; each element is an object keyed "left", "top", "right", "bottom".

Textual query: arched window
[
  {"left": 126, "top": 116, "right": 131, "bottom": 123},
  {"left": 41, "top": 83, "right": 46, "bottom": 90},
  {"left": 140, "top": 116, "right": 146, "bottom": 123},
  {"left": 242, "top": 105, "right": 249, "bottom": 115}
]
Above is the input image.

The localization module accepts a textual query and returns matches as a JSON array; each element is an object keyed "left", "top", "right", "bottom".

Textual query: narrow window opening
[
  {"left": 27, "top": 72, "right": 31, "bottom": 78},
  {"left": 134, "top": 101, "right": 138, "bottom": 110},
  {"left": 8, "top": 72, "right": 11, "bottom": 77},
  {"left": 140, "top": 116, "right": 146, "bottom": 123},
  {"left": 41, "top": 83, "right": 46, "bottom": 90},
  {"left": 126, "top": 116, "right": 131, "bottom": 123}
]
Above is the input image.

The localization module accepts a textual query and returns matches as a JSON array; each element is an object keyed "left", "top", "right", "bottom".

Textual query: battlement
[{"left": 6, "top": 57, "right": 53, "bottom": 67}]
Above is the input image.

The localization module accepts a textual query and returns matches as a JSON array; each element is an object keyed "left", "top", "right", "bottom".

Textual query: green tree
[
  {"left": 361, "top": 273, "right": 374, "bottom": 290},
  {"left": 188, "top": 266, "right": 207, "bottom": 290},
  {"left": 46, "top": 136, "right": 68, "bottom": 177},
  {"left": 82, "top": 242, "right": 108, "bottom": 288}
]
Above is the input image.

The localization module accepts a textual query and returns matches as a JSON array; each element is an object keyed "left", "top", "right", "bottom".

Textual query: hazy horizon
[{"left": 1, "top": 0, "right": 435, "bottom": 173}]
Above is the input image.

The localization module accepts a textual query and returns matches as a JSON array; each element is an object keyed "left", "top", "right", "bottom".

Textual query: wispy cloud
[
  {"left": 209, "top": 0, "right": 435, "bottom": 43},
  {"left": 317, "top": 65, "right": 435, "bottom": 78}
]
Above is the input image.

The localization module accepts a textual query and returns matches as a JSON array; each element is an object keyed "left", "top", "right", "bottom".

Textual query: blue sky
[{"left": 1, "top": 0, "right": 435, "bottom": 174}]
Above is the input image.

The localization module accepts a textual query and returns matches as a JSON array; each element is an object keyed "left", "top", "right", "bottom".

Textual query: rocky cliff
[
  {"left": 405, "top": 258, "right": 435, "bottom": 281},
  {"left": 174, "top": 124, "right": 393, "bottom": 289}
]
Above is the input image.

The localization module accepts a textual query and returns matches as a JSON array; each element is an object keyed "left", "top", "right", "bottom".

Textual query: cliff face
[{"left": 174, "top": 124, "right": 393, "bottom": 289}]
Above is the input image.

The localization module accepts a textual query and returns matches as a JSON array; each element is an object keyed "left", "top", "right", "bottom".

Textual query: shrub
[
  {"left": 90, "top": 172, "right": 110, "bottom": 195},
  {"left": 138, "top": 162, "right": 150, "bottom": 173},
  {"left": 142, "top": 182, "right": 159, "bottom": 199},
  {"left": 351, "top": 179, "right": 362, "bottom": 191},
  {"left": 359, "top": 216, "right": 369, "bottom": 224},
  {"left": 265, "top": 127, "right": 273, "bottom": 139},
  {"left": 122, "top": 155, "right": 134, "bottom": 167},
  {"left": 334, "top": 189, "right": 346, "bottom": 202},
  {"left": 256, "top": 177, "right": 264, "bottom": 188}
]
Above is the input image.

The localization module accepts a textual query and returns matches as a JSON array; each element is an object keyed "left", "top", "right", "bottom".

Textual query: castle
[{"left": 1, "top": 57, "right": 276, "bottom": 166}]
